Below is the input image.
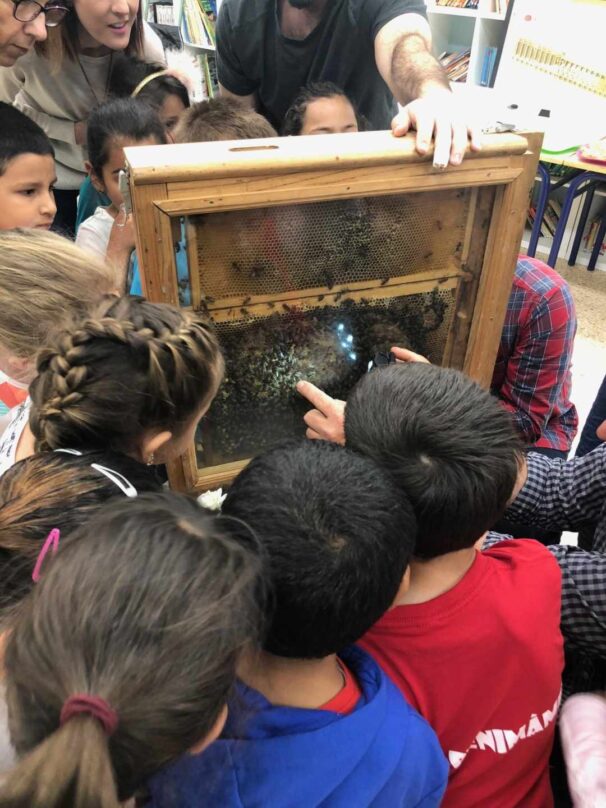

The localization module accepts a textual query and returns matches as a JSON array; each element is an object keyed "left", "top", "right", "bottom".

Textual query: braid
[{"left": 30, "top": 298, "right": 222, "bottom": 456}]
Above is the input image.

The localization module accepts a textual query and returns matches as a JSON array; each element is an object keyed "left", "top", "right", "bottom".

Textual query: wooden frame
[{"left": 126, "top": 130, "right": 541, "bottom": 493}]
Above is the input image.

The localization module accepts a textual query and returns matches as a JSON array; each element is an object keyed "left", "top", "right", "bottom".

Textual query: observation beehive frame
[{"left": 125, "top": 130, "right": 541, "bottom": 493}]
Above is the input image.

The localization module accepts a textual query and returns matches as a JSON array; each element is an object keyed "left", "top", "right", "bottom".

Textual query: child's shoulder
[{"left": 483, "top": 538, "right": 561, "bottom": 585}]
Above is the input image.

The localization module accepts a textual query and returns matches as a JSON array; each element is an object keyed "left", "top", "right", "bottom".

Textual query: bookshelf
[{"left": 426, "top": 0, "right": 512, "bottom": 86}]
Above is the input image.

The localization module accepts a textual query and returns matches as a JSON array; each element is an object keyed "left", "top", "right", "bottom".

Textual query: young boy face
[
  {"left": 301, "top": 96, "right": 359, "bottom": 135},
  {"left": 0, "top": 153, "right": 56, "bottom": 229}
]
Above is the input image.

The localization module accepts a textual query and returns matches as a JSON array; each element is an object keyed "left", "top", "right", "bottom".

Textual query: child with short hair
[
  {"left": 0, "top": 491, "right": 261, "bottom": 808},
  {"left": 148, "top": 440, "right": 448, "bottom": 807},
  {"left": 282, "top": 81, "right": 362, "bottom": 136},
  {"left": 0, "top": 230, "right": 117, "bottom": 470},
  {"left": 345, "top": 363, "right": 564, "bottom": 807},
  {"left": 173, "top": 96, "right": 277, "bottom": 143},
  {"left": 75, "top": 97, "right": 167, "bottom": 288},
  {"left": 28, "top": 295, "right": 223, "bottom": 467},
  {"left": 0, "top": 102, "right": 56, "bottom": 230}
]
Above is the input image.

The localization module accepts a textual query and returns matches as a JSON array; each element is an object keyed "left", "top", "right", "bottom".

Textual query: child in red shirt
[{"left": 345, "top": 363, "right": 564, "bottom": 808}]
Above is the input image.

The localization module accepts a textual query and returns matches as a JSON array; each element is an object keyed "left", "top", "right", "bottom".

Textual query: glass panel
[
  {"left": 180, "top": 188, "right": 475, "bottom": 473},
  {"left": 196, "top": 287, "right": 456, "bottom": 468}
]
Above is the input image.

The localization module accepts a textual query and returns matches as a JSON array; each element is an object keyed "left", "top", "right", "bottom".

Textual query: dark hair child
[
  {"left": 348, "top": 363, "right": 564, "bottom": 808},
  {"left": 75, "top": 98, "right": 166, "bottom": 286},
  {"left": 148, "top": 440, "right": 448, "bottom": 808},
  {"left": 0, "top": 102, "right": 56, "bottom": 230},
  {"left": 0, "top": 492, "right": 261, "bottom": 808},
  {"left": 346, "top": 363, "right": 522, "bottom": 559},
  {"left": 109, "top": 53, "right": 190, "bottom": 137},
  {"left": 282, "top": 81, "right": 363, "bottom": 136}
]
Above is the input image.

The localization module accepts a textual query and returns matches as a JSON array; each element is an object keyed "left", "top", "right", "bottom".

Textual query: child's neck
[
  {"left": 238, "top": 648, "right": 345, "bottom": 709},
  {"left": 395, "top": 538, "right": 485, "bottom": 606}
]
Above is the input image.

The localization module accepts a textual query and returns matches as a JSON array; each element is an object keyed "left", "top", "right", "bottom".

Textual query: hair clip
[
  {"left": 90, "top": 464, "right": 138, "bottom": 497},
  {"left": 32, "top": 528, "right": 60, "bottom": 583}
]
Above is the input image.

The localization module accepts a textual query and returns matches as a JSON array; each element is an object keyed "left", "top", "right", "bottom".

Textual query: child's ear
[
  {"left": 189, "top": 704, "right": 228, "bottom": 756},
  {"left": 86, "top": 162, "right": 105, "bottom": 194}
]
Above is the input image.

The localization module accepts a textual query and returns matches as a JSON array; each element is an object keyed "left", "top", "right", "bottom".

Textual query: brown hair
[
  {"left": 0, "top": 230, "right": 117, "bottom": 360},
  {"left": 0, "top": 450, "right": 162, "bottom": 621},
  {"left": 0, "top": 492, "right": 261, "bottom": 808},
  {"left": 29, "top": 296, "right": 223, "bottom": 456},
  {"left": 35, "top": 4, "right": 144, "bottom": 69},
  {"left": 173, "top": 97, "right": 277, "bottom": 143}
]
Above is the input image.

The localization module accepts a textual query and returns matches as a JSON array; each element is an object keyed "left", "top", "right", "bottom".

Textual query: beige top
[{"left": 0, "top": 24, "right": 165, "bottom": 189}]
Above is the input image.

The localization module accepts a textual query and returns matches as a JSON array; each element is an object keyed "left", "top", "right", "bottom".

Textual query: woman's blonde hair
[{"left": 0, "top": 230, "right": 118, "bottom": 360}]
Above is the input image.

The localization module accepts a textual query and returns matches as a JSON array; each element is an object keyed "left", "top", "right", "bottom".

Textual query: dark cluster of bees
[{"left": 197, "top": 289, "right": 448, "bottom": 466}]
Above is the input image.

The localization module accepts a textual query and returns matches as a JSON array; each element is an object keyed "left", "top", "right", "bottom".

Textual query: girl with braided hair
[
  {"left": 0, "top": 229, "right": 118, "bottom": 477},
  {"left": 0, "top": 491, "right": 262, "bottom": 808},
  {"left": 29, "top": 295, "right": 224, "bottom": 466}
]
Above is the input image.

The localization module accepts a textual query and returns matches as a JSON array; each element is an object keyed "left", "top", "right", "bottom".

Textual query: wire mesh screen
[
  {"left": 196, "top": 287, "right": 457, "bottom": 468},
  {"left": 189, "top": 188, "right": 471, "bottom": 301}
]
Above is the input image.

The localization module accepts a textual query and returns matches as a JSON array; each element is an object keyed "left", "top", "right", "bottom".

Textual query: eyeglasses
[{"left": 12, "top": 0, "right": 69, "bottom": 26}]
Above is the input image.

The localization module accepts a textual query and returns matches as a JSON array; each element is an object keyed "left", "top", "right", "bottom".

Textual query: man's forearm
[{"left": 390, "top": 33, "right": 450, "bottom": 105}]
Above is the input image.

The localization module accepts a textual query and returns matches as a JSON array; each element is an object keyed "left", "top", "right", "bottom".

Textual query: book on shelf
[
  {"left": 149, "top": 1, "right": 176, "bottom": 26},
  {"left": 494, "top": 0, "right": 510, "bottom": 14},
  {"left": 480, "top": 46, "right": 499, "bottom": 86},
  {"left": 436, "top": 0, "right": 479, "bottom": 7},
  {"left": 439, "top": 49, "right": 471, "bottom": 82},
  {"left": 181, "top": 0, "right": 216, "bottom": 48},
  {"left": 526, "top": 198, "right": 563, "bottom": 240},
  {"left": 200, "top": 53, "right": 219, "bottom": 99},
  {"left": 584, "top": 218, "right": 606, "bottom": 256}
]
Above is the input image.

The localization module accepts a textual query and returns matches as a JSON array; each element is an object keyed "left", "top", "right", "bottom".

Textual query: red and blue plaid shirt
[{"left": 491, "top": 256, "right": 578, "bottom": 452}]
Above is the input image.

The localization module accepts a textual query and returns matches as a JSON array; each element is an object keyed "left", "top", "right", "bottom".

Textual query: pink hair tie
[
  {"left": 32, "top": 528, "right": 60, "bottom": 582},
  {"left": 60, "top": 695, "right": 119, "bottom": 736}
]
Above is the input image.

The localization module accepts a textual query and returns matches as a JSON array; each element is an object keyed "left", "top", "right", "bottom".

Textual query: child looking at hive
[
  {"left": 282, "top": 82, "right": 362, "bottom": 136},
  {"left": 148, "top": 440, "right": 448, "bottom": 807},
  {"left": 28, "top": 296, "right": 223, "bottom": 468},
  {"left": 0, "top": 492, "right": 261, "bottom": 808},
  {"left": 0, "top": 230, "right": 117, "bottom": 475},
  {"left": 343, "top": 363, "right": 564, "bottom": 807},
  {"left": 76, "top": 98, "right": 167, "bottom": 288},
  {"left": 75, "top": 57, "right": 191, "bottom": 229}
]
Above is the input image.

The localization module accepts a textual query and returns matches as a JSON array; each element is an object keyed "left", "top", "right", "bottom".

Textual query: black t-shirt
[{"left": 216, "top": 0, "right": 428, "bottom": 131}]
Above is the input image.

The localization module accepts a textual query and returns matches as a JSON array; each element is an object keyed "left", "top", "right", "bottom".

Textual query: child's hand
[
  {"left": 391, "top": 346, "right": 431, "bottom": 364},
  {"left": 296, "top": 381, "right": 346, "bottom": 445},
  {"left": 107, "top": 210, "right": 136, "bottom": 291}
]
